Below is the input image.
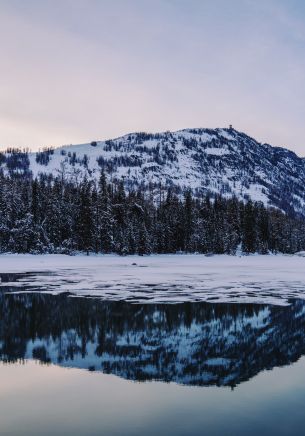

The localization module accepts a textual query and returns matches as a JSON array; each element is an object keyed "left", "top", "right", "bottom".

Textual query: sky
[{"left": 0, "top": 0, "right": 304, "bottom": 155}]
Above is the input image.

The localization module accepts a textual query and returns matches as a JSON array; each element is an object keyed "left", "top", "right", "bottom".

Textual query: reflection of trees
[{"left": 0, "top": 291, "right": 305, "bottom": 387}]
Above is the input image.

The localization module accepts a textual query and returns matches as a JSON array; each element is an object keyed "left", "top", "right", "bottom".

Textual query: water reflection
[{"left": 0, "top": 290, "right": 304, "bottom": 387}]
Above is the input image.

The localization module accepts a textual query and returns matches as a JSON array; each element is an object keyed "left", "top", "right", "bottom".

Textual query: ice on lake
[{"left": 1, "top": 253, "right": 305, "bottom": 305}]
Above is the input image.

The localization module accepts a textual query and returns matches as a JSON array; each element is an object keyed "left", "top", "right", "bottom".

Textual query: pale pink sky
[{"left": 0, "top": 0, "right": 305, "bottom": 155}]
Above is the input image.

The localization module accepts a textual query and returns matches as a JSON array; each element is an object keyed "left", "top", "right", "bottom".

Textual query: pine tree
[
  {"left": 77, "top": 180, "right": 93, "bottom": 255},
  {"left": 242, "top": 201, "right": 256, "bottom": 253}
]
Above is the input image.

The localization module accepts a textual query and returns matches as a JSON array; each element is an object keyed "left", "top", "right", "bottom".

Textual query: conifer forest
[{"left": 0, "top": 170, "right": 304, "bottom": 255}]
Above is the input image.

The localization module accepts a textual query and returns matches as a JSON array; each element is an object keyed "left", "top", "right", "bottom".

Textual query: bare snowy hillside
[{"left": 2, "top": 127, "right": 305, "bottom": 216}]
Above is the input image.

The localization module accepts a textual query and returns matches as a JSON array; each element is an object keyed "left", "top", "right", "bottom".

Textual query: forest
[{"left": 0, "top": 170, "right": 304, "bottom": 255}]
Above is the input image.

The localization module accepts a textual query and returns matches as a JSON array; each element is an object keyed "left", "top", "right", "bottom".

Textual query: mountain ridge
[{"left": 2, "top": 127, "right": 305, "bottom": 217}]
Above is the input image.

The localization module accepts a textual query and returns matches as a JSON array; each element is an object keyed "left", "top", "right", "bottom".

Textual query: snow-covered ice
[{"left": 0, "top": 254, "right": 305, "bottom": 306}]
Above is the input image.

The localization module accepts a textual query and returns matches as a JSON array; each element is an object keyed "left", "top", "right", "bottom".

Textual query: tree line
[{"left": 0, "top": 170, "right": 304, "bottom": 255}]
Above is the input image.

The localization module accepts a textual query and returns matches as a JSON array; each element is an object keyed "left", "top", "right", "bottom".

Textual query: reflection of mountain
[{"left": 0, "top": 291, "right": 304, "bottom": 387}]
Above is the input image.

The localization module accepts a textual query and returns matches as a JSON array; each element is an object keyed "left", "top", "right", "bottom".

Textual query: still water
[{"left": 1, "top": 289, "right": 305, "bottom": 435}]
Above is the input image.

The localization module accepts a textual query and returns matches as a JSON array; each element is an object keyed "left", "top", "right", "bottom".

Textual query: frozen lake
[
  {"left": 1, "top": 253, "right": 305, "bottom": 305},
  {"left": 1, "top": 254, "right": 305, "bottom": 435}
]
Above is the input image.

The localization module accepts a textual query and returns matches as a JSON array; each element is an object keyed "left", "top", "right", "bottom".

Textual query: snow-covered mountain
[{"left": 2, "top": 127, "right": 305, "bottom": 216}]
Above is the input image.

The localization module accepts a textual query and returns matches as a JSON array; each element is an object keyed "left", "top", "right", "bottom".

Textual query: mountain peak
[{"left": 1, "top": 127, "right": 305, "bottom": 217}]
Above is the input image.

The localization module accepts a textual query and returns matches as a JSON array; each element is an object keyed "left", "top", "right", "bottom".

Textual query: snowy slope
[{"left": 3, "top": 127, "right": 305, "bottom": 216}]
